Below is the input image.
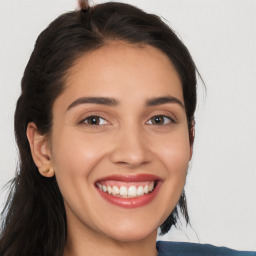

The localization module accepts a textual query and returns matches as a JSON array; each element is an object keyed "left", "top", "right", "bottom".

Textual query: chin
[{"left": 103, "top": 221, "right": 158, "bottom": 243}]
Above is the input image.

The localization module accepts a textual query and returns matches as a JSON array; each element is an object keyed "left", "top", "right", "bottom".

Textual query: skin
[{"left": 27, "top": 42, "right": 192, "bottom": 256}]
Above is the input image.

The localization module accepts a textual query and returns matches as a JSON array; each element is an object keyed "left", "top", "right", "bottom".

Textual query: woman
[{"left": 0, "top": 1, "right": 255, "bottom": 255}]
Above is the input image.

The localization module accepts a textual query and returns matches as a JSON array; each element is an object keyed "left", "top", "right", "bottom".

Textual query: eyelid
[
  {"left": 83, "top": 116, "right": 108, "bottom": 125},
  {"left": 146, "top": 114, "right": 176, "bottom": 125},
  {"left": 78, "top": 113, "right": 110, "bottom": 126}
]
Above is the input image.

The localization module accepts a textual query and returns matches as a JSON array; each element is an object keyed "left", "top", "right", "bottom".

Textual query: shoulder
[{"left": 156, "top": 241, "right": 256, "bottom": 256}]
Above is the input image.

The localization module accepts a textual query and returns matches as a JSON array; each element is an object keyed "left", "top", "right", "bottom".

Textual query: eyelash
[
  {"left": 146, "top": 115, "right": 175, "bottom": 126},
  {"left": 80, "top": 115, "right": 108, "bottom": 126},
  {"left": 80, "top": 114, "right": 175, "bottom": 127}
]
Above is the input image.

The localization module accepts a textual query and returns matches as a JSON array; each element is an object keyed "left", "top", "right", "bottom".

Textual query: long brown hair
[{"left": 0, "top": 1, "right": 198, "bottom": 255}]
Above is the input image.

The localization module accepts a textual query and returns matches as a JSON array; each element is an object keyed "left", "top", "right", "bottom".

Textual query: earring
[
  {"left": 39, "top": 167, "right": 54, "bottom": 177},
  {"left": 41, "top": 168, "right": 50, "bottom": 174}
]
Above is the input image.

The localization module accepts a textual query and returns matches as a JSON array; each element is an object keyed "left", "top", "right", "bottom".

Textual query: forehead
[{"left": 59, "top": 42, "right": 183, "bottom": 105}]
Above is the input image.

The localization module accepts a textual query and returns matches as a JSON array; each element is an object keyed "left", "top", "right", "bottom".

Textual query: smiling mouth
[
  {"left": 95, "top": 174, "right": 161, "bottom": 208},
  {"left": 96, "top": 181, "right": 156, "bottom": 198}
]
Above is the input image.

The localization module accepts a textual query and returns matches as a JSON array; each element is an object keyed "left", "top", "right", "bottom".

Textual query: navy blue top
[{"left": 157, "top": 241, "right": 256, "bottom": 256}]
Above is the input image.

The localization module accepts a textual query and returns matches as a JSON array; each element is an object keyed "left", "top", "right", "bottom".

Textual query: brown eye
[
  {"left": 147, "top": 115, "right": 173, "bottom": 125},
  {"left": 151, "top": 116, "right": 164, "bottom": 125},
  {"left": 83, "top": 116, "right": 107, "bottom": 125}
]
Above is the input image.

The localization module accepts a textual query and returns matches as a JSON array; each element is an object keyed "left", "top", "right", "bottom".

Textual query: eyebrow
[
  {"left": 66, "top": 95, "right": 184, "bottom": 111},
  {"left": 66, "top": 97, "right": 119, "bottom": 111},
  {"left": 146, "top": 96, "right": 184, "bottom": 108}
]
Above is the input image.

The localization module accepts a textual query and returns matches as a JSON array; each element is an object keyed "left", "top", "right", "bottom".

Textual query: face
[{"left": 48, "top": 42, "right": 191, "bottom": 242}]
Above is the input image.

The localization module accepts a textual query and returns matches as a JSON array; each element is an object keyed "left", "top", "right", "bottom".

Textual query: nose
[{"left": 110, "top": 126, "right": 151, "bottom": 167}]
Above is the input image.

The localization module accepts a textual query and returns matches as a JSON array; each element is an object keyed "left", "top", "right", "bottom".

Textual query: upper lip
[{"left": 95, "top": 174, "right": 162, "bottom": 183}]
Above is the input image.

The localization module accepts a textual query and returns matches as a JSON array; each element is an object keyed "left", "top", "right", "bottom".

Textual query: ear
[
  {"left": 189, "top": 120, "right": 195, "bottom": 160},
  {"left": 26, "top": 122, "right": 54, "bottom": 177}
]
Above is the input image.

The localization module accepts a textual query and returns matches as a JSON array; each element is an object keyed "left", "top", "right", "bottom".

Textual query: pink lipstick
[{"left": 95, "top": 174, "right": 162, "bottom": 208}]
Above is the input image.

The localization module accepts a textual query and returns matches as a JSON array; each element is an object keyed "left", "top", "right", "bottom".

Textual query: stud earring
[{"left": 40, "top": 168, "right": 50, "bottom": 174}]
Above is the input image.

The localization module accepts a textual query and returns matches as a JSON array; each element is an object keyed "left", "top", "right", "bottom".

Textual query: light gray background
[{"left": 0, "top": 0, "right": 255, "bottom": 251}]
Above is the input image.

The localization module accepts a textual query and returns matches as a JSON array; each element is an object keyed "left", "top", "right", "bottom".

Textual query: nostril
[{"left": 110, "top": 147, "right": 150, "bottom": 167}]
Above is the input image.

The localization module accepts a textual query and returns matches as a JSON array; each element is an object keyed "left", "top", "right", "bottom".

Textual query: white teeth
[
  {"left": 112, "top": 186, "right": 119, "bottom": 195},
  {"left": 97, "top": 181, "right": 156, "bottom": 198},
  {"left": 128, "top": 186, "right": 137, "bottom": 198},
  {"left": 144, "top": 184, "right": 149, "bottom": 194},
  {"left": 149, "top": 182, "right": 154, "bottom": 192},
  {"left": 137, "top": 186, "right": 144, "bottom": 196},
  {"left": 107, "top": 185, "right": 112, "bottom": 194},
  {"left": 120, "top": 186, "right": 128, "bottom": 197}
]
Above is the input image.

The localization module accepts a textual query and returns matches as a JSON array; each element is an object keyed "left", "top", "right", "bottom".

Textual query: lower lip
[{"left": 96, "top": 182, "right": 161, "bottom": 209}]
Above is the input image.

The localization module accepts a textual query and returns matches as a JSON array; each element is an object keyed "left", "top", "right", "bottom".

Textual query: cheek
[
  {"left": 50, "top": 130, "right": 107, "bottom": 184},
  {"left": 152, "top": 133, "right": 190, "bottom": 225},
  {"left": 157, "top": 130, "right": 191, "bottom": 175},
  {"left": 49, "top": 130, "right": 107, "bottom": 216}
]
